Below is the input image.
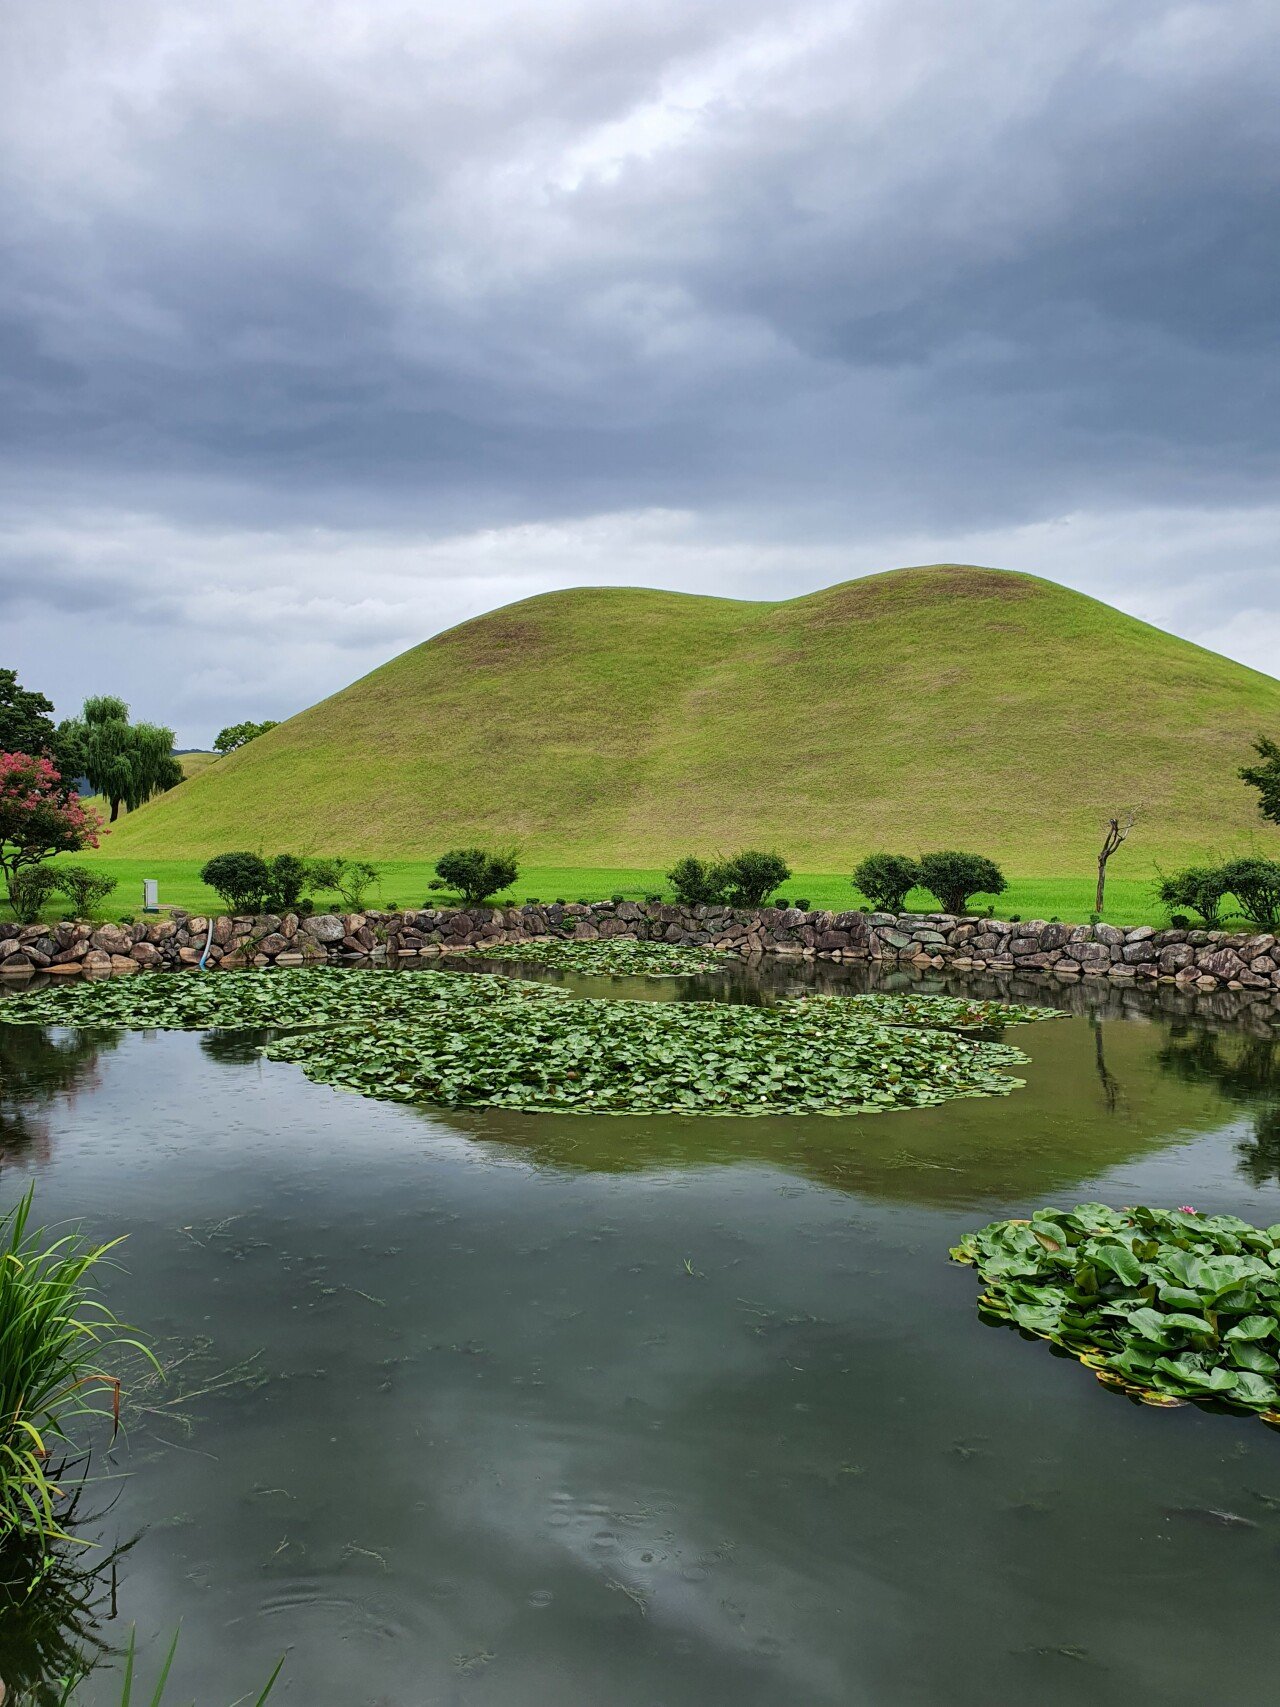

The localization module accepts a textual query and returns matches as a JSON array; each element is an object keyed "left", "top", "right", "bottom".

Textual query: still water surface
[{"left": 2, "top": 962, "right": 1279, "bottom": 1705}]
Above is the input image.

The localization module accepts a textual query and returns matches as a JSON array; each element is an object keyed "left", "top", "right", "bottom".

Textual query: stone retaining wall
[{"left": 2, "top": 900, "right": 1278, "bottom": 1002}]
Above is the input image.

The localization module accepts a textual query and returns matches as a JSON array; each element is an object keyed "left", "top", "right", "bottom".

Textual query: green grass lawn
[{"left": 27, "top": 855, "right": 1200, "bottom": 930}]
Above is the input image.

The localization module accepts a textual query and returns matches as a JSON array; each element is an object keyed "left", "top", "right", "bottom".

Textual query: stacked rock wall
[{"left": 2, "top": 901, "right": 1278, "bottom": 1003}]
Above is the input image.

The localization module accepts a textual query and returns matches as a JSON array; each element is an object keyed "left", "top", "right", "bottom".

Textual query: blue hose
[{"left": 198, "top": 917, "right": 215, "bottom": 970}]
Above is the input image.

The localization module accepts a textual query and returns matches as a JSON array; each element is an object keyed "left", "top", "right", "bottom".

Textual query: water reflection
[
  {"left": 1156, "top": 1028, "right": 1280, "bottom": 1185},
  {"left": 0, "top": 1026, "right": 120, "bottom": 1171},
  {"left": 1, "top": 965, "right": 1279, "bottom": 1705},
  {"left": 0, "top": 1510, "right": 131, "bottom": 1706}
]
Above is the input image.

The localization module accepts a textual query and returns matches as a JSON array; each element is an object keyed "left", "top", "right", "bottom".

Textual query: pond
[{"left": 2, "top": 959, "right": 1279, "bottom": 1706}]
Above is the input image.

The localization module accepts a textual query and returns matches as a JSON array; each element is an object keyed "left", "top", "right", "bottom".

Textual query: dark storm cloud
[{"left": 0, "top": 0, "right": 1276, "bottom": 738}]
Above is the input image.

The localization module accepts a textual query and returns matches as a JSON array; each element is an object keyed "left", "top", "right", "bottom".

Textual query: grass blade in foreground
[
  {"left": 55, "top": 1626, "right": 284, "bottom": 1705},
  {"left": 953, "top": 1203, "right": 1280, "bottom": 1421}
]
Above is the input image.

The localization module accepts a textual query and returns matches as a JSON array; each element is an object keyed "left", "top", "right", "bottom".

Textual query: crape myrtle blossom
[{"left": 0, "top": 751, "right": 105, "bottom": 911}]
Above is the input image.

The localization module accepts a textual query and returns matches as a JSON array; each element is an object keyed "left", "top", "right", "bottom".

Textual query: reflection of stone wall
[{"left": 2, "top": 901, "right": 1278, "bottom": 1003}]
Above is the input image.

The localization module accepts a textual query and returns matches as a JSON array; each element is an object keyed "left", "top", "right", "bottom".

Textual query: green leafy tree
[
  {"left": 0, "top": 669, "right": 83, "bottom": 779},
  {"left": 213, "top": 719, "right": 280, "bottom": 756},
  {"left": 851, "top": 853, "right": 920, "bottom": 913},
  {"left": 430, "top": 848, "right": 518, "bottom": 907},
  {"left": 917, "top": 850, "right": 1007, "bottom": 915},
  {"left": 0, "top": 670, "right": 58, "bottom": 760},
  {"left": 62, "top": 697, "right": 182, "bottom": 822},
  {"left": 1241, "top": 736, "right": 1280, "bottom": 826}
]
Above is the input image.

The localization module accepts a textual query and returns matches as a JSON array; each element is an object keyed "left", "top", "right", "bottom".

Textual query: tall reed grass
[{"left": 0, "top": 1187, "right": 154, "bottom": 1552}]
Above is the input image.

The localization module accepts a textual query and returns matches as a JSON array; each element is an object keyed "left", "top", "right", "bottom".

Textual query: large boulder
[{"left": 304, "top": 913, "right": 346, "bottom": 944}]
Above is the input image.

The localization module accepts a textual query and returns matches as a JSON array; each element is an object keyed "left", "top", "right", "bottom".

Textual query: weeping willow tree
[{"left": 63, "top": 696, "right": 183, "bottom": 821}]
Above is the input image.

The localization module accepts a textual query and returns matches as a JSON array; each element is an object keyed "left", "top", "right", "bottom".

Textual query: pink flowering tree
[{"left": 0, "top": 752, "right": 105, "bottom": 917}]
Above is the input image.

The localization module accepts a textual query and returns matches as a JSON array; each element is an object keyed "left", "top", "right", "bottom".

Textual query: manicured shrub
[
  {"left": 1220, "top": 856, "right": 1280, "bottom": 929},
  {"left": 52, "top": 865, "right": 117, "bottom": 918},
  {"left": 793, "top": 897, "right": 810, "bottom": 911},
  {"left": 263, "top": 853, "right": 308, "bottom": 912},
  {"left": 917, "top": 851, "right": 1007, "bottom": 915},
  {"left": 1155, "top": 865, "right": 1228, "bottom": 928},
  {"left": 720, "top": 850, "right": 791, "bottom": 906},
  {"left": 8, "top": 865, "right": 60, "bottom": 923},
  {"left": 200, "top": 851, "right": 270, "bottom": 913},
  {"left": 669, "top": 851, "right": 792, "bottom": 908},
  {"left": 430, "top": 847, "right": 518, "bottom": 907},
  {"left": 851, "top": 853, "right": 920, "bottom": 913},
  {"left": 666, "top": 856, "right": 729, "bottom": 906}
]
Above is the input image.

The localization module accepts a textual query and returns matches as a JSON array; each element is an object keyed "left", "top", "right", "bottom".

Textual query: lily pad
[{"left": 953, "top": 1203, "right": 1280, "bottom": 1420}]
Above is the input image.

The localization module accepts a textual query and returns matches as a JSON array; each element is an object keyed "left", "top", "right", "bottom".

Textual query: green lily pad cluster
[
  {"left": 837, "top": 994, "right": 1065, "bottom": 1030},
  {"left": 0, "top": 966, "right": 560, "bottom": 1033},
  {"left": 952, "top": 1203, "right": 1280, "bottom": 1419},
  {"left": 465, "top": 938, "right": 729, "bottom": 976},
  {"left": 264, "top": 991, "right": 1029, "bottom": 1116},
  {"left": 0, "top": 969, "right": 1041, "bottom": 1118}
]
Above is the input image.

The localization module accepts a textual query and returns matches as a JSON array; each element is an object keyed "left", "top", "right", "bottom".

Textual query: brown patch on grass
[
  {"left": 787, "top": 565, "right": 1041, "bottom": 631},
  {"left": 429, "top": 617, "right": 545, "bottom": 669}
]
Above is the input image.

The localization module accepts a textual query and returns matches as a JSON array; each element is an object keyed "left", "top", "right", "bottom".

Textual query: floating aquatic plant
[
  {"left": 0, "top": 970, "right": 1048, "bottom": 1118},
  {"left": 264, "top": 991, "right": 1029, "bottom": 1117},
  {"left": 0, "top": 965, "right": 567, "bottom": 1033},
  {"left": 812, "top": 993, "right": 1065, "bottom": 1030},
  {"left": 952, "top": 1202, "right": 1280, "bottom": 1420},
  {"left": 465, "top": 938, "right": 729, "bottom": 976}
]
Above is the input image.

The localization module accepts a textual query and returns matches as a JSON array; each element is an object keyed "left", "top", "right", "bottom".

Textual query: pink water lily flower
[{"left": 1176, "top": 1205, "right": 1197, "bottom": 1215}]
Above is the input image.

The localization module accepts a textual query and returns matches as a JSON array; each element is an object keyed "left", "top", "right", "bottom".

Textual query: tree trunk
[
  {"left": 109, "top": 797, "right": 120, "bottom": 822},
  {"left": 1095, "top": 858, "right": 1106, "bottom": 916}
]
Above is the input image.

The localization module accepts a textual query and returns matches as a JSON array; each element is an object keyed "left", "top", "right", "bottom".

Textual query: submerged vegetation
[
  {"left": 0, "top": 968, "right": 1052, "bottom": 1119},
  {"left": 953, "top": 1203, "right": 1280, "bottom": 1420}
]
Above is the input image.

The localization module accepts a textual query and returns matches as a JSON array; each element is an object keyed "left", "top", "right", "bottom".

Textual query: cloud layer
[{"left": 3, "top": 0, "right": 1277, "bottom": 740}]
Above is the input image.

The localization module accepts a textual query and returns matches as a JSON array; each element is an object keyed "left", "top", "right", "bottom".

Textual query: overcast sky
[{"left": 3, "top": 0, "right": 1278, "bottom": 745}]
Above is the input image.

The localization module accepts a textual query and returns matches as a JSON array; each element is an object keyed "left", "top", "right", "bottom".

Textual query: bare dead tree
[{"left": 1095, "top": 810, "right": 1136, "bottom": 917}]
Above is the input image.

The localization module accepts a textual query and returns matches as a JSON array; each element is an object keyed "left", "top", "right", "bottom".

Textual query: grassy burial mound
[{"left": 99, "top": 565, "right": 1280, "bottom": 872}]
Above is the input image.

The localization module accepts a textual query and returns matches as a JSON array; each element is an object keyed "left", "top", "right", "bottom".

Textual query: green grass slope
[{"left": 100, "top": 565, "right": 1280, "bottom": 871}]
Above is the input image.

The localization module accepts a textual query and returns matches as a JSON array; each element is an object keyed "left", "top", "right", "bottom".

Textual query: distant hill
[
  {"left": 102, "top": 566, "right": 1280, "bottom": 871},
  {"left": 175, "top": 749, "right": 218, "bottom": 780}
]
